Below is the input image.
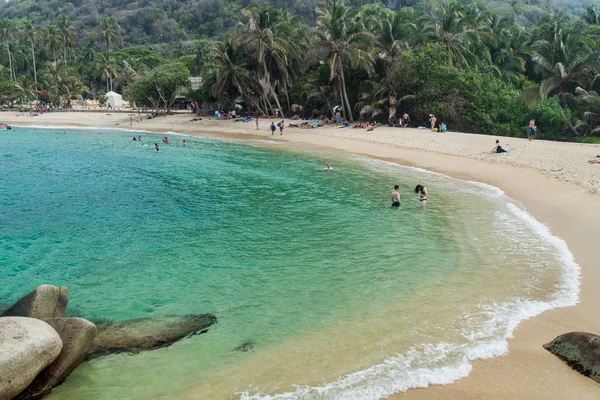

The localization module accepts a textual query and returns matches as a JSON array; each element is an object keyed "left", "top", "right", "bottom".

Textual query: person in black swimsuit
[{"left": 492, "top": 140, "right": 507, "bottom": 154}]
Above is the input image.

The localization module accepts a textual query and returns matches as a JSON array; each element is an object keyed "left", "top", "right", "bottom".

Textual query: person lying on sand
[
  {"left": 367, "top": 123, "right": 376, "bottom": 132},
  {"left": 589, "top": 159, "right": 600, "bottom": 164},
  {"left": 353, "top": 122, "right": 366, "bottom": 129}
]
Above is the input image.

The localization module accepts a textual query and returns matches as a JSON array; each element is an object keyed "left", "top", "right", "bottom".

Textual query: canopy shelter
[{"left": 106, "top": 91, "right": 123, "bottom": 107}]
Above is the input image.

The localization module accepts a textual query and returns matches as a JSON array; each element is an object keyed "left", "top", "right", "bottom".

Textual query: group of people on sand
[
  {"left": 392, "top": 184, "right": 428, "bottom": 207},
  {"left": 428, "top": 115, "right": 447, "bottom": 132}
]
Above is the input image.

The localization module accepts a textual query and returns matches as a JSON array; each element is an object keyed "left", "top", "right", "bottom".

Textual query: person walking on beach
[
  {"left": 279, "top": 120, "right": 284, "bottom": 135},
  {"left": 392, "top": 185, "right": 402, "bottom": 207},
  {"left": 270, "top": 122, "right": 276, "bottom": 135},
  {"left": 429, "top": 115, "right": 437, "bottom": 132},
  {"left": 528, "top": 119, "right": 537, "bottom": 141},
  {"left": 414, "top": 184, "right": 427, "bottom": 207}
]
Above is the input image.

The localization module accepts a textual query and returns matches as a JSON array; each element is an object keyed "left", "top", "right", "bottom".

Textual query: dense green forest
[{"left": 1, "top": 0, "right": 599, "bottom": 139}]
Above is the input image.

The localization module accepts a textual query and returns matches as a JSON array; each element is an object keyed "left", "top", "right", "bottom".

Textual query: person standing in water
[
  {"left": 183, "top": 139, "right": 187, "bottom": 147},
  {"left": 414, "top": 184, "right": 427, "bottom": 206},
  {"left": 324, "top": 163, "right": 332, "bottom": 170},
  {"left": 528, "top": 119, "right": 537, "bottom": 141},
  {"left": 392, "top": 185, "right": 401, "bottom": 207}
]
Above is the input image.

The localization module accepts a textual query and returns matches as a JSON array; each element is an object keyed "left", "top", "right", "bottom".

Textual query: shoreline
[{"left": 4, "top": 112, "right": 600, "bottom": 399}]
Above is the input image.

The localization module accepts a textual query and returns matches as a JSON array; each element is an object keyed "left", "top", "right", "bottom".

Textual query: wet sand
[{"left": 3, "top": 111, "right": 600, "bottom": 399}]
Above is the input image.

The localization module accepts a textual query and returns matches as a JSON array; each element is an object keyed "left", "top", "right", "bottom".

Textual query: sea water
[{"left": 0, "top": 128, "right": 578, "bottom": 400}]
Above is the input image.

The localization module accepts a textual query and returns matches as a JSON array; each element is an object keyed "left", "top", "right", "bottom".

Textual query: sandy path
[{"left": 3, "top": 111, "right": 600, "bottom": 399}]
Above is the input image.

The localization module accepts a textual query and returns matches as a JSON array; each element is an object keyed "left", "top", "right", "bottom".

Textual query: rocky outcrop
[
  {"left": 87, "top": 314, "right": 217, "bottom": 359},
  {"left": 1, "top": 285, "right": 69, "bottom": 319},
  {"left": 0, "top": 317, "right": 62, "bottom": 400},
  {"left": 16, "top": 318, "right": 97, "bottom": 400},
  {"left": 543, "top": 332, "right": 600, "bottom": 383}
]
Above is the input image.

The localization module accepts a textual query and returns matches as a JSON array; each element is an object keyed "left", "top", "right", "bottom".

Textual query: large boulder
[
  {"left": 543, "top": 332, "right": 600, "bottom": 383},
  {"left": 1, "top": 285, "right": 69, "bottom": 319},
  {"left": 16, "top": 318, "right": 97, "bottom": 400},
  {"left": 0, "top": 317, "right": 62, "bottom": 400},
  {"left": 87, "top": 314, "right": 217, "bottom": 360}
]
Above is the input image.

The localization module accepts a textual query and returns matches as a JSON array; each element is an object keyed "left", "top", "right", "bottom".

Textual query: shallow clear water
[{"left": 0, "top": 128, "right": 578, "bottom": 400}]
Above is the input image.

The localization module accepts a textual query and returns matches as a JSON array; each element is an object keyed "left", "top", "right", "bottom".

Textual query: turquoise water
[{"left": 0, "top": 127, "right": 577, "bottom": 399}]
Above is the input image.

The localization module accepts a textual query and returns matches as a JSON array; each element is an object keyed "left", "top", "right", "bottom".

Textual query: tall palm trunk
[
  {"left": 30, "top": 42, "right": 37, "bottom": 83},
  {"left": 5, "top": 39, "right": 15, "bottom": 81},
  {"left": 337, "top": 77, "right": 346, "bottom": 119},
  {"left": 339, "top": 67, "right": 354, "bottom": 123}
]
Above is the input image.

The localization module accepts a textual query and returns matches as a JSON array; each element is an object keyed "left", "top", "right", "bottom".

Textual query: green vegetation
[{"left": 1, "top": 0, "right": 599, "bottom": 140}]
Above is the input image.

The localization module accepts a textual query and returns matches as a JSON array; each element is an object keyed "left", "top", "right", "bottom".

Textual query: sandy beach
[{"left": 3, "top": 111, "right": 600, "bottom": 399}]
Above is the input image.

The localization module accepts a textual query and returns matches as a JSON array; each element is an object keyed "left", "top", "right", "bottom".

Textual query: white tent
[{"left": 106, "top": 91, "right": 123, "bottom": 107}]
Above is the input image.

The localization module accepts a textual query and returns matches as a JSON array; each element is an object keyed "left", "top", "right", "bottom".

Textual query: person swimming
[
  {"left": 392, "top": 185, "right": 401, "bottom": 207},
  {"left": 183, "top": 139, "right": 187, "bottom": 147},
  {"left": 138, "top": 135, "right": 142, "bottom": 141},
  {"left": 414, "top": 184, "right": 427, "bottom": 206},
  {"left": 324, "top": 163, "right": 332, "bottom": 170}
]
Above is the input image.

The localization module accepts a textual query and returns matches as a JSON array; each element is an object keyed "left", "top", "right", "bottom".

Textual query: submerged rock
[
  {"left": 543, "top": 332, "right": 600, "bottom": 383},
  {"left": 1, "top": 285, "right": 69, "bottom": 319},
  {"left": 0, "top": 317, "right": 63, "bottom": 400},
  {"left": 16, "top": 318, "right": 97, "bottom": 400},
  {"left": 87, "top": 314, "right": 217, "bottom": 359},
  {"left": 233, "top": 340, "right": 256, "bottom": 352}
]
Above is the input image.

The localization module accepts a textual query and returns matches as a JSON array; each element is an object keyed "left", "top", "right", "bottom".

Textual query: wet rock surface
[
  {"left": 544, "top": 332, "right": 600, "bottom": 383},
  {"left": 87, "top": 314, "right": 217, "bottom": 359}
]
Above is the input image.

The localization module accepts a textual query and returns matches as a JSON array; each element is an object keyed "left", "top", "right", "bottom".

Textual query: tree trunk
[
  {"left": 6, "top": 39, "right": 15, "bottom": 81},
  {"left": 340, "top": 67, "right": 354, "bottom": 123},
  {"left": 64, "top": 43, "right": 67, "bottom": 67},
  {"left": 271, "top": 87, "right": 284, "bottom": 118},
  {"left": 31, "top": 42, "right": 37, "bottom": 83}
]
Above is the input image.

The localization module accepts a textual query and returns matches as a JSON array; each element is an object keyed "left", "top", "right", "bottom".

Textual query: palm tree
[
  {"left": 22, "top": 20, "right": 39, "bottom": 83},
  {"left": 572, "top": 85, "right": 600, "bottom": 136},
  {"left": 432, "top": 2, "right": 494, "bottom": 69},
  {"left": 0, "top": 19, "right": 16, "bottom": 81},
  {"left": 582, "top": 5, "right": 599, "bottom": 26},
  {"left": 302, "top": 64, "right": 338, "bottom": 117},
  {"left": 14, "top": 76, "right": 38, "bottom": 111},
  {"left": 95, "top": 53, "right": 118, "bottom": 92},
  {"left": 100, "top": 17, "right": 119, "bottom": 54},
  {"left": 525, "top": 26, "right": 600, "bottom": 135},
  {"left": 238, "top": 4, "right": 298, "bottom": 116},
  {"left": 44, "top": 25, "right": 63, "bottom": 62},
  {"left": 58, "top": 16, "right": 76, "bottom": 66},
  {"left": 203, "top": 39, "right": 262, "bottom": 111},
  {"left": 315, "top": 0, "right": 374, "bottom": 122}
]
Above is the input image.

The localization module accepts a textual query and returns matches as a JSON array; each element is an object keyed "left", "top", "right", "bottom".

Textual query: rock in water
[
  {"left": 543, "top": 332, "right": 600, "bottom": 383},
  {"left": 16, "top": 318, "right": 97, "bottom": 400},
  {"left": 87, "top": 314, "right": 217, "bottom": 359},
  {"left": 1, "top": 285, "right": 69, "bottom": 319},
  {"left": 53, "top": 287, "right": 69, "bottom": 318},
  {"left": 0, "top": 317, "right": 62, "bottom": 400},
  {"left": 233, "top": 340, "right": 256, "bottom": 352}
]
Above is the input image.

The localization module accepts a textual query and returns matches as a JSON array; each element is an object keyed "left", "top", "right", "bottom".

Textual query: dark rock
[
  {"left": 0, "top": 317, "right": 62, "bottom": 400},
  {"left": 16, "top": 318, "right": 97, "bottom": 400},
  {"left": 543, "top": 332, "right": 600, "bottom": 383},
  {"left": 87, "top": 314, "right": 217, "bottom": 360},
  {"left": 233, "top": 340, "right": 255, "bottom": 352},
  {"left": 53, "top": 287, "right": 69, "bottom": 318},
  {"left": 1, "top": 285, "right": 68, "bottom": 319}
]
